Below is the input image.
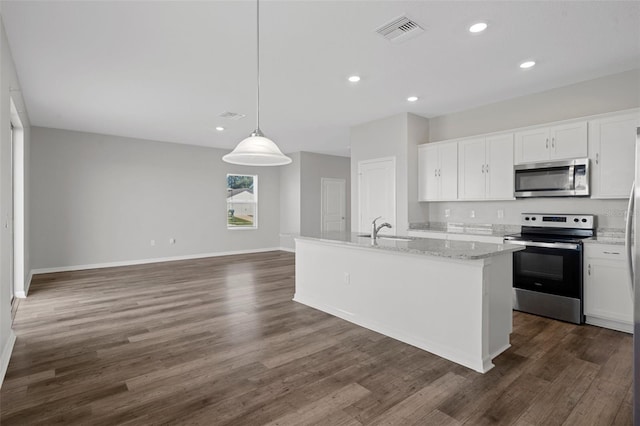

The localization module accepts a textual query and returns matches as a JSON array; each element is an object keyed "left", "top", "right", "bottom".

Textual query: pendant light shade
[
  {"left": 222, "top": 0, "right": 291, "bottom": 166},
  {"left": 222, "top": 131, "right": 291, "bottom": 166}
]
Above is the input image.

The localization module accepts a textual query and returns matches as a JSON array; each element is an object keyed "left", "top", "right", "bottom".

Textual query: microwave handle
[
  {"left": 626, "top": 181, "right": 635, "bottom": 297},
  {"left": 568, "top": 164, "right": 575, "bottom": 188}
]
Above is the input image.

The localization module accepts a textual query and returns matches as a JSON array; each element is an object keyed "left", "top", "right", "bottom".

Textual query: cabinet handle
[
  {"left": 603, "top": 251, "right": 620, "bottom": 255},
  {"left": 546, "top": 138, "right": 549, "bottom": 148},
  {"left": 438, "top": 169, "right": 441, "bottom": 177},
  {"left": 481, "top": 164, "right": 485, "bottom": 173},
  {"left": 588, "top": 264, "right": 591, "bottom": 275},
  {"left": 596, "top": 153, "right": 599, "bottom": 164},
  {"left": 552, "top": 137, "right": 555, "bottom": 148},
  {"left": 485, "top": 164, "right": 489, "bottom": 173},
  {"left": 435, "top": 169, "right": 437, "bottom": 177}
]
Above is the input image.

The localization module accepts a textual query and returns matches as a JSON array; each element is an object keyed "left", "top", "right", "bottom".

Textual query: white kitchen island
[{"left": 294, "top": 233, "right": 524, "bottom": 373}]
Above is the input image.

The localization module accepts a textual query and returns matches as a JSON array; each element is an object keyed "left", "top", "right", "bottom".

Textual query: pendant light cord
[{"left": 256, "top": 0, "right": 261, "bottom": 133}]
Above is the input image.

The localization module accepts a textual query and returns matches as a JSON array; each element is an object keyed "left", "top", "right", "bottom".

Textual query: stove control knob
[
  {"left": 582, "top": 218, "right": 587, "bottom": 223},
  {"left": 524, "top": 217, "right": 530, "bottom": 221},
  {"left": 531, "top": 217, "right": 536, "bottom": 221},
  {"left": 574, "top": 218, "right": 579, "bottom": 222}
]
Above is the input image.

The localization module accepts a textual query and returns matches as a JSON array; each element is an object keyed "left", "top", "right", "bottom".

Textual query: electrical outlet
[
  {"left": 169, "top": 238, "right": 176, "bottom": 245},
  {"left": 445, "top": 209, "right": 451, "bottom": 218},
  {"left": 497, "top": 209, "right": 504, "bottom": 219},
  {"left": 344, "top": 272, "right": 350, "bottom": 285},
  {"left": 470, "top": 210, "right": 475, "bottom": 218},
  {"left": 150, "top": 239, "right": 156, "bottom": 246}
]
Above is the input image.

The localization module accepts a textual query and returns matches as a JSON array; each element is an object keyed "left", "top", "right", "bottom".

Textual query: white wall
[
  {"left": 0, "top": 13, "right": 31, "bottom": 384},
  {"left": 30, "top": 127, "right": 281, "bottom": 270},
  {"left": 299, "top": 152, "right": 351, "bottom": 237},
  {"left": 350, "top": 113, "right": 428, "bottom": 235},
  {"left": 425, "top": 69, "right": 640, "bottom": 229}
]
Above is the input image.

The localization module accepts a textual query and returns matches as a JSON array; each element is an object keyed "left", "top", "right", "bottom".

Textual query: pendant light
[{"left": 222, "top": 0, "right": 291, "bottom": 166}]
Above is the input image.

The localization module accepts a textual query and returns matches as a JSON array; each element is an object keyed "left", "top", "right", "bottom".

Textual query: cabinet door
[
  {"left": 422, "top": 144, "right": 440, "bottom": 201},
  {"left": 584, "top": 257, "right": 633, "bottom": 325},
  {"left": 549, "top": 121, "right": 588, "bottom": 160},
  {"left": 590, "top": 112, "right": 639, "bottom": 199},
  {"left": 458, "top": 138, "right": 486, "bottom": 200},
  {"left": 485, "top": 133, "right": 514, "bottom": 200},
  {"left": 417, "top": 146, "right": 429, "bottom": 201},
  {"left": 514, "top": 128, "right": 549, "bottom": 163},
  {"left": 439, "top": 142, "right": 458, "bottom": 201}
]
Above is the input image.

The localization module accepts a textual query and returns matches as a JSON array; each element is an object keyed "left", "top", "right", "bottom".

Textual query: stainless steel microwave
[{"left": 514, "top": 158, "right": 590, "bottom": 198}]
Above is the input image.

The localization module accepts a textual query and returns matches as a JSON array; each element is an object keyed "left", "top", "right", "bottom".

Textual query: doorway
[
  {"left": 357, "top": 157, "right": 396, "bottom": 233},
  {"left": 10, "top": 98, "right": 25, "bottom": 299},
  {"left": 321, "top": 178, "right": 346, "bottom": 233}
]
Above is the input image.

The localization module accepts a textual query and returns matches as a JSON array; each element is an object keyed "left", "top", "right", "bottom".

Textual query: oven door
[{"left": 511, "top": 241, "right": 582, "bottom": 299}]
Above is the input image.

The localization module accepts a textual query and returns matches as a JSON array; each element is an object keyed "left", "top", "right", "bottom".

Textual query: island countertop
[{"left": 296, "top": 232, "right": 524, "bottom": 260}]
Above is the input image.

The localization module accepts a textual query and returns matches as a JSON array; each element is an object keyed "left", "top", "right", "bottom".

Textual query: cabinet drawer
[{"left": 585, "top": 244, "right": 625, "bottom": 260}]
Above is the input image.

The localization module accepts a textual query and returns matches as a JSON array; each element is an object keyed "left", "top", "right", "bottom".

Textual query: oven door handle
[
  {"left": 625, "top": 181, "right": 635, "bottom": 296},
  {"left": 506, "top": 240, "right": 580, "bottom": 250}
]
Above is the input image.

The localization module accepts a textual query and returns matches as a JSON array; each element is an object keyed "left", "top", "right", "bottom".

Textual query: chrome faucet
[{"left": 371, "top": 216, "right": 392, "bottom": 242}]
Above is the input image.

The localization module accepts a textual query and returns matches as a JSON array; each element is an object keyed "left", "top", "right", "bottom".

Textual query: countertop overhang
[{"left": 296, "top": 232, "right": 524, "bottom": 260}]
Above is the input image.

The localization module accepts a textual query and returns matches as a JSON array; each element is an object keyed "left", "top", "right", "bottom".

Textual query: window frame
[{"left": 226, "top": 174, "right": 258, "bottom": 230}]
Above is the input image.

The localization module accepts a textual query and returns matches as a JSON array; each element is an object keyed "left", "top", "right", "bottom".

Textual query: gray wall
[
  {"left": 299, "top": 151, "right": 351, "bottom": 236},
  {"left": 350, "top": 113, "right": 428, "bottom": 234},
  {"left": 425, "top": 69, "right": 640, "bottom": 229},
  {"left": 279, "top": 151, "right": 351, "bottom": 249},
  {"left": 30, "top": 127, "right": 281, "bottom": 269},
  {"left": 0, "top": 14, "right": 31, "bottom": 381},
  {"left": 429, "top": 69, "right": 640, "bottom": 142}
]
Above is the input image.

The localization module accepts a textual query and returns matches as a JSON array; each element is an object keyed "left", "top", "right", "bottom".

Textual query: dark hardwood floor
[{"left": 0, "top": 251, "right": 633, "bottom": 425}]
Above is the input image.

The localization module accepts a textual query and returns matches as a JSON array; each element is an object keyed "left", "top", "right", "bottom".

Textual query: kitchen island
[{"left": 294, "top": 233, "right": 524, "bottom": 373}]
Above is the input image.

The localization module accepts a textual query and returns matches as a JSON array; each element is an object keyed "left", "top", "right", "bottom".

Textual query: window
[{"left": 227, "top": 174, "right": 257, "bottom": 229}]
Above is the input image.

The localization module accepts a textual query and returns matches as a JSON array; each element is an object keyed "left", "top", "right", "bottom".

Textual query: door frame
[{"left": 10, "top": 98, "right": 26, "bottom": 298}]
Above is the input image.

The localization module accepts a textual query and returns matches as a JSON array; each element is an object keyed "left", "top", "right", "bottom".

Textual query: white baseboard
[
  {"left": 585, "top": 316, "right": 633, "bottom": 334},
  {"left": 15, "top": 270, "right": 33, "bottom": 299},
  {"left": 31, "top": 247, "right": 288, "bottom": 275},
  {"left": 279, "top": 246, "right": 295, "bottom": 253},
  {"left": 0, "top": 330, "right": 16, "bottom": 388}
]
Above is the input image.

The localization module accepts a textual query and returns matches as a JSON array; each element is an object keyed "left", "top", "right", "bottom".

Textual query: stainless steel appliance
[
  {"left": 626, "top": 127, "right": 639, "bottom": 424},
  {"left": 504, "top": 213, "right": 594, "bottom": 324},
  {"left": 514, "top": 158, "right": 590, "bottom": 198}
]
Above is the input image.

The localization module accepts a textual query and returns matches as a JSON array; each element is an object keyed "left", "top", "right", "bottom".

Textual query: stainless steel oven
[
  {"left": 514, "top": 158, "right": 590, "bottom": 198},
  {"left": 504, "top": 213, "right": 594, "bottom": 324}
]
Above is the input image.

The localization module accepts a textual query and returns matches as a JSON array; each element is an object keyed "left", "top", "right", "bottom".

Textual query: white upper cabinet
[
  {"left": 458, "top": 133, "right": 514, "bottom": 200},
  {"left": 589, "top": 111, "right": 640, "bottom": 199},
  {"left": 514, "top": 121, "right": 588, "bottom": 164},
  {"left": 418, "top": 141, "right": 458, "bottom": 201}
]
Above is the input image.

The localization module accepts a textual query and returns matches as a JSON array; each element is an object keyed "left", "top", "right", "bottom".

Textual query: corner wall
[
  {"left": 0, "top": 13, "right": 31, "bottom": 384},
  {"left": 30, "top": 127, "right": 281, "bottom": 270}
]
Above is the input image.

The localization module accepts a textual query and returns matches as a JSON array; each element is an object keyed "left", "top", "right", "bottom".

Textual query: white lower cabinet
[{"left": 583, "top": 244, "right": 633, "bottom": 333}]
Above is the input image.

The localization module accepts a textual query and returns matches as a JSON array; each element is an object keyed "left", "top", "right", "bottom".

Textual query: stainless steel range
[{"left": 504, "top": 213, "right": 595, "bottom": 324}]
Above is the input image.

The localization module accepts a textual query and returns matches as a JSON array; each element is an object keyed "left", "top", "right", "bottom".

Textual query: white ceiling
[{"left": 2, "top": 1, "right": 639, "bottom": 157}]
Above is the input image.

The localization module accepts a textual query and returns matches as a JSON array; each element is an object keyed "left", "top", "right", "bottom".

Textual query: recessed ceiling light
[
  {"left": 520, "top": 61, "right": 536, "bottom": 69},
  {"left": 215, "top": 126, "right": 225, "bottom": 131},
  {"left": 407, "top": 96, "right": 418, "bottom": 102},
  {"left": 469, "top": 22, "right": 488, "bottom": 33},
  {"left": 348, "top": 75, "right": 361, "bottom": 83}
]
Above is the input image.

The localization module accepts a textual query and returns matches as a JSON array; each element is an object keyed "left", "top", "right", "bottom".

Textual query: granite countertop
[
  {"left": 409, "top": 222, "right": 520, "bottom": 238},
  {"left": 296, "top": 232, "right": 524, "bottom": 260},
  {"left": 583, "top": 228, "right": 625, "bottom": 246}
]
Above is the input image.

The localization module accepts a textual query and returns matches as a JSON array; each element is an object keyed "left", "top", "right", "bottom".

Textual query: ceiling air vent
[
  {"left": 219, "top": 111, "right": 246, "bottom": 120},
  {"left": 375, "top": 15, "right": 424, "bottom": 43}
]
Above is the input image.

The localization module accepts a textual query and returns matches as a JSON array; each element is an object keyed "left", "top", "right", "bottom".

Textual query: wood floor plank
[{"left": 0, "top": 251, "right": 633, "bottom": 425}]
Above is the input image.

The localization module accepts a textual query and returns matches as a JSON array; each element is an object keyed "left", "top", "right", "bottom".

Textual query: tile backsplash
[{"left": 425, "top": 198, "right": 628, "bottom": 229}]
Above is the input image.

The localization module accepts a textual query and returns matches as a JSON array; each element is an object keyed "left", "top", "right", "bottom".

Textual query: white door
[
  {"left": 486, "top": 133, "right": 515, "bottom": 200},
  {"left": 321, "top": 178, "right": 346, "bottom": 233},
  {"left": 458, "top": 137, "right": 486, "bottom": 200},
  {"left": 358, "top": 157, "right": 396, "bottom": 234},
  {"left": 515, "top": 128, "right": 549, "bottom": 163},
  {"left": 550, "top": 121, "right": 588, "bottom": 160}
]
